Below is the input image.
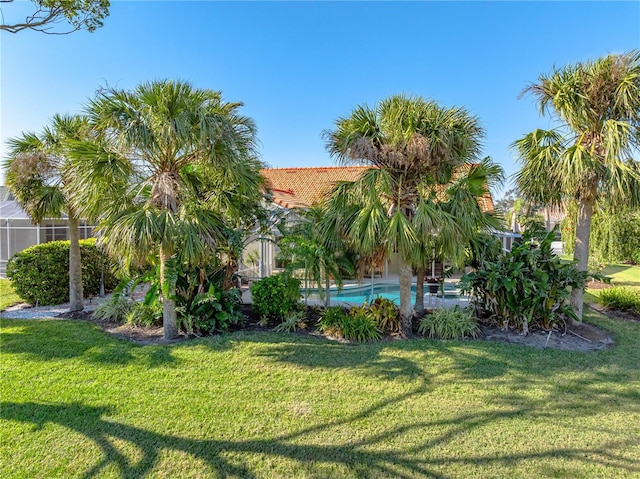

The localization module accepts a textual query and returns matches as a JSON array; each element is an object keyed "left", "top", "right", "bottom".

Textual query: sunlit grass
[
  {"left": 2, "top": 310, "right": 639, "bottom": 478},
  {"left": 586, "top": 263, "right": 640, "bottom": 305},
  {"left": 0, "top": 279, "right": 22, "bottom": 311}
]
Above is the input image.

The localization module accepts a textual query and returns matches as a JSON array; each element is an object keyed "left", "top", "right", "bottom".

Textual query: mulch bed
[{"left": 50, "top": 302, "right": 635, "bottom": 353}]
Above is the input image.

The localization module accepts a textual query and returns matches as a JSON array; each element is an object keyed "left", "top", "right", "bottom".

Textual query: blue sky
[{"left": 2, "top": 1, "right": 639, "bottom": 195}]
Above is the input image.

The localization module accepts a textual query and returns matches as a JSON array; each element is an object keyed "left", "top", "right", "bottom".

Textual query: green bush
[
  {"left": 176, "top": 284, "right": 243, "bottom": 335},
  {"left": 250, "top": 273, "right": 301, "bottom": 322},
  {"left": 317, "top": 305, "right": 381, "bottom": 342},
  {"left": 460, "top": 227, "right": 598, "bottom": 334},
  {"left": 368, "top": 297, "right": 400, "bottom": 334},
  {"left": 598, "top": 287, "right": 640, "bottom": 315},
  {"left": 418, "top": 306, "right": 480, "bottom": 340},
  {"left": 6, "top": 239, "right": 118, "bottom": 306},
  {"left": 125, "top": 301, "right": 163, "bottom": 328},
  {"left": 344, "top": 306, "right": 382, "bottom": 342},
  {"left": 318, "top": 306, "right": 350, "bottom": 337}
]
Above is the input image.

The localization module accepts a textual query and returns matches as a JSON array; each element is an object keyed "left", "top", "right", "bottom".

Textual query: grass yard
[
  {"left": 0, "top": 279, "right": 21, "bottom": 311},
  {"left": 2, "top": 309, "right": 639, "bottom": 478},
  {"left": 586, "top": 263, "right": 640, "bottom": 304},
  {"left": 599, "top": 263, "right": 640, "bottom": 291}
]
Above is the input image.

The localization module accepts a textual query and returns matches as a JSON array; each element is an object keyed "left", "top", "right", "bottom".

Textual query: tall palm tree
[
  {"left": 69, "top": 80, "right": 263, "bottom": 340},
  {"left": 4, "top": 114, "right": 91, "bottom": 311},
  {"left": 323, "top": 95, "right": 485, "bottom": 336},
  {"left": 513, "top": 51, "right": 640, "bottom": 322}
]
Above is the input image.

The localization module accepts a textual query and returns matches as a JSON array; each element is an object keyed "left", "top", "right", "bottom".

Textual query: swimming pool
[{"left": 302, "top": 282, "right": 462, "bottom": 305}]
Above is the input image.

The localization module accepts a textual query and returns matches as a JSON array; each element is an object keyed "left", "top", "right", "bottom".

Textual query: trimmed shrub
[
  {"left": 6, "top": 239, "right": 118, "bottom": 305},
  {"left": 598, "top": 287, "right": 640, "bottom": 315},
  {"left": 418, "top": 306, "right": 480, "bottom": 340},
  {"left": 250, "top": 273, "right": 301, "bottom": 322}
]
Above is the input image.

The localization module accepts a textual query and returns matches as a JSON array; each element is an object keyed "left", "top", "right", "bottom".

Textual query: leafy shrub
[
  {"left": 368, "top": 297, "right": 400, "bottom": 334},
  {"left": 418, "top": 306, "right": 480, "bottom": 340},
  {"left": 125, "top": 301, "right": 163, "bottom": 327},
  {"left": 273, "top": 311, "right": 307, "bottom": 333},
  {"left": 317, "top": 305, "right": 381, "bottom": 342},
  {"left": 6, "top": 239, "right": 118, "bottom": 305},
  {"left": 344, "top": 307, "right": 382, "bottom": 342},
  {"left": 318, "top": 306, "right": 350, "bottom": 337},
  {"left": 460, "top": 227, "right": 600, "bottom": 334},
  {"left": 176, "top": 284, "right": 243, "bottom": 335},
  {"left": 598, "top": 287, "right": 640, "bottom": 315},
  {"left": 92, "top": 296, "right": 133, "bottom": 322},
  {"left": 250, "top": 273, "right": 301, "bottom": 322}
]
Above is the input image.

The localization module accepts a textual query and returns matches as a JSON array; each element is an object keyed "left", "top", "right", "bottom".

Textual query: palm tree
[
  {"left": 513, "top": 51, "right": 640, "bottom": 322},
  {"left": 4, "top": 114, "right": 91, "bottom": 311},
  {"left": 323, "top": 95, "right": 485, "bottom": 336},
  {"left": 278, "top": 206, "right": 354, "bottom": 307},
  {"left": 70, "top": 80, "right": 263, "bottom": 340},
  {"left": 412, "top": 159, "right": 504, "bottom": 313}
]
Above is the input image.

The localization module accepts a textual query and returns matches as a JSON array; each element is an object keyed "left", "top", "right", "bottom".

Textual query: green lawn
[
  {"left": 2, "top": 310, "right": 639, "bottom": 478},
  {"left": 586, "top": 263, "right": 640, "bottom": 304},
  {"left": 0, "top": 279, "right": 22, "bottom": 311}
]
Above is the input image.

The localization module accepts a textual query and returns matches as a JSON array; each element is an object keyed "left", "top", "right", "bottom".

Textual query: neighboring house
[
  {"left": 0, "top": 193, "right": 94, "bottom": 276},
  {"left": 240, "top": 166, "right": 503, "bottom": 280}
]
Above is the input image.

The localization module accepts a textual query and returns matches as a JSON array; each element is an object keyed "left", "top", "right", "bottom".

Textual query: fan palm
[
  {"left": 323, "top": 95, "right": 486, "bottom": 336},
  {"left": 513, "top": 51, "right": 640, "bottom": 322},
  {"left": 4, "top": 114, "right": 91, "bottom": 311},
  {"left": 70, "top": 80, "right": 263, "bottom": 339},
  {"left": 412, "top": 159, "right": 504, "bottom": 313}
]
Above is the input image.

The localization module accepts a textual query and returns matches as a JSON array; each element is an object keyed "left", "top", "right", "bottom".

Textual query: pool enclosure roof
[{"left": 0, "top": 201, "right": 30, "bottom": 221}]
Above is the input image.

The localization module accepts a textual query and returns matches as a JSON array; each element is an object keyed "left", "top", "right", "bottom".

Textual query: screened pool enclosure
[{"left": 0, "top": 200, "right": 94, "bottom": 277}]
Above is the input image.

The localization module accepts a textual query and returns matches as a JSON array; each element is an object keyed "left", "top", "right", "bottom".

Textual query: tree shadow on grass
[
  {"left": 3, "top": 394, "right": 639, "bottom": 479},
  {"left": 0, "top": 319, "right": 177, "bottom": 368}
]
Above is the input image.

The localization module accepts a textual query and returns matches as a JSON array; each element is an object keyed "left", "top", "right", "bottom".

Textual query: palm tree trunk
[
  {"left": 67, "top": 213, "right": 84, "bottom": 312},
  {"left": 398, "top": 259, "right": 413, "bottom": 337},
  {"left": 159, "top": 245, "right": 178, "bottom": 340},
  {"left": 570, "top": 197, "right": 594, "bottom": 324},
  {"left": 325, "top": 271, "right": 331, "bottom": 308},
  {"left": 414, "top": 266, "right": 425, "bottom": 314}
]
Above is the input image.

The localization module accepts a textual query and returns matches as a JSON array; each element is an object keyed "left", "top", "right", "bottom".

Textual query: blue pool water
[{"left": 303, "top": 282, "right": 460, "bottom": 305}]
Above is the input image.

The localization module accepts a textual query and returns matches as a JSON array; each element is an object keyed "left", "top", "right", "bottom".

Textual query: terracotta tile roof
[
  {"left": 260, "top": 166, "right": 495, "bottom": 212},
  {"left": 260, "top": 166, "right": 370, "bottom": 208}
]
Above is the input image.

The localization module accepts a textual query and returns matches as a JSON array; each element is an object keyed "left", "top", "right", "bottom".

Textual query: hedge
[{"left": 6, "top": 239, "right": 118, "bottom": 306}]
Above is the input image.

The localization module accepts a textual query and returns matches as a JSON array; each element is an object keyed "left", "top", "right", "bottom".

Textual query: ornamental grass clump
[
  {"left": 92, "top": 296, "right": 134, "bottom": 323},
  {"left": 598, "top": 287, "right": 640, "bottom": 315},
  {"left": 418, "top": 306, "right": 480, "bottom": 340},
  {"left": 317, "top": 305, "right": 381, "bottom": 342}
]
